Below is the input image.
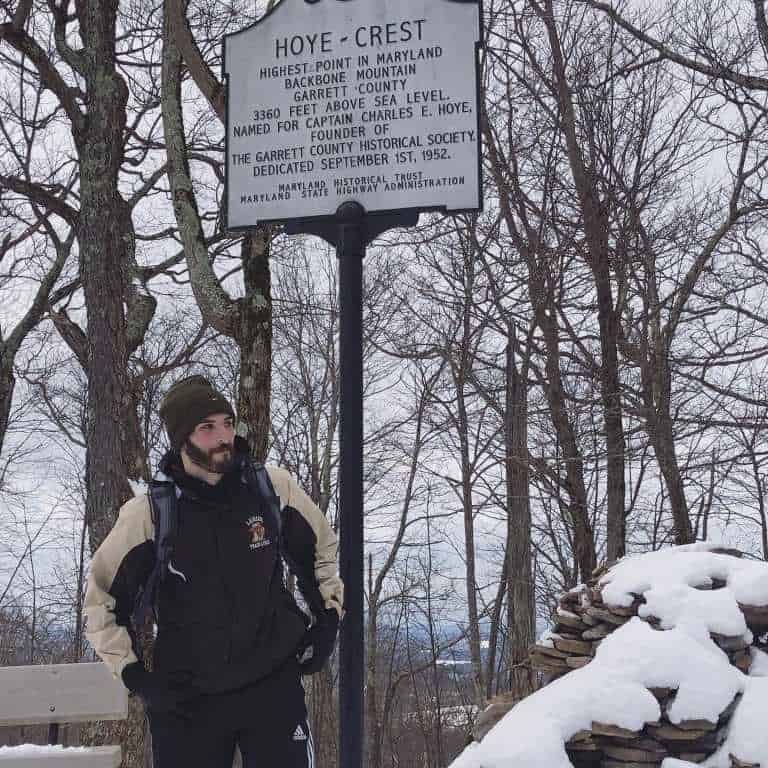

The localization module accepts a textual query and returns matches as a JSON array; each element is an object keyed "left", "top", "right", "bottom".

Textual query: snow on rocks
[
  {"left": 701, "top": 676, "right": 768, "bottom": 767},
  {"left": 748, "top": 647, "right": 768, "bottom": 676},
  {"left": 451, "top": 543, "right": 768, "bottom": 768},
  {"left": 532, "top": 545, "right": 767, "bottom": 683}
]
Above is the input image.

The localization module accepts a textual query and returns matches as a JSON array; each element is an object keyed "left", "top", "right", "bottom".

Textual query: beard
[{"left": 184, "top": 439, "right": 236, "bottom": 474}]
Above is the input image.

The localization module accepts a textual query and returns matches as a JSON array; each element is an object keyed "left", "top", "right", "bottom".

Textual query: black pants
[{"left": 149, "top": 658, "right": 313, "bottom": 768}]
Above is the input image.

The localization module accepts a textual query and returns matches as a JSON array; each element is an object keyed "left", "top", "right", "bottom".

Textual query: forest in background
[{"left": 1, "top": 0, "right": 768, "bottom": 765}]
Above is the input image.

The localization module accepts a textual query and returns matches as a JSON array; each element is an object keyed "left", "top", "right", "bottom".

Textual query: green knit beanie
[{"left": 159, "top": 375, "right": 235, "bottom": 451}]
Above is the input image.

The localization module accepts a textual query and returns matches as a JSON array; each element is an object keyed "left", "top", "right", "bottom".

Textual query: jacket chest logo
[{"left": 246, "top": 515, "right": 272, "bottom": 550}]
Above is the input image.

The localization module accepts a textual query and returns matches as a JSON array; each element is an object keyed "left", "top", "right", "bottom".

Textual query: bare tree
[
  {"left": 526, "top": 0, "right": 628, "bottom": 558},
  {"left": 481, "top": 93, "right": 598, "bottom": 578},
  {"left": 161, "top": 0, "right": 276, "bottom": 460}
]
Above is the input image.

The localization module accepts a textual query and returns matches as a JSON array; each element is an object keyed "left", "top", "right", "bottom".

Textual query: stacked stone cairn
[{"left": 527, "top": 549, "right": 768, "bottom": 768}]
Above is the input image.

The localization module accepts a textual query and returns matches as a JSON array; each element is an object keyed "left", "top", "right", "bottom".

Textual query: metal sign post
[
  {"left": 286, "top": 203, "right": 418, "bottom": 768},
  {"left": 223, "top": 1, "right": 482, "bottom": 765}
]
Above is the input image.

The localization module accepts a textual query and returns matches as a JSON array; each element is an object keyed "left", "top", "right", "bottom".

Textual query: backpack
[{"left": 133, "top": 458, "right": 282, "bottom": 630}]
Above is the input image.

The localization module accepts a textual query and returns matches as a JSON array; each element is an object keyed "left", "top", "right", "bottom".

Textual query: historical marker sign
[{"left": 223, "top": 0, "right": 482, "bottom": 229}]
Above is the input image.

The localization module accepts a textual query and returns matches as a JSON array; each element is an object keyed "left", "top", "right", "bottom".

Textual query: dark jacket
[{"left": 84, "top": 445, "right": 343, "bottom": 693}]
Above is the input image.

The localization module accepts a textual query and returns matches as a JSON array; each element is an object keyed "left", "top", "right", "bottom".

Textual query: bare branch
[
  {"left": 160, "top": 0, "right": 237, "bottom": 334},
  {"left": 0, "top": 23, "right": 85, "bottom": 131},
  {"left": 49, "top": 308, "right": 88, "bottom": 372},
  {"left": 166, "top": 0, "right": 225, "bottom": 121},
  {"left": 584, "top": 0, "right": 768, "bottom": 90},
  {"left": 0, "top": 174, "right": 79, "bottom": 224}
]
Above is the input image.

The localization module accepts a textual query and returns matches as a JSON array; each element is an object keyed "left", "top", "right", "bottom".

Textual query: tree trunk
[
  {"left": 455, "top": 374, "right": 485, "bottom": 701},
  {"left": 505, "top": 328, "right": 535, "bottom": 697},
  {"left": 537, "top": 298, "right": 597, "bottom": 581},
  {"left": 481, "top": 107, "right": 597, "bottom": 583},
  {"left": 77, "top": 0, "right": 133, "bottom": 549},
  {"left": 536, "top": 0, "right": 627, "bottom": 562},
  {"left": 652, "top": 411, "right": 693, "bottom": 543},
  {"left": 595, "top": 269, "right": 627, "bottom": 562},
  {"left": 485, "top": 556, "right": 507, "bottom": 700},
  {"left": 123, "top": 383, "right": 151, "bottom": 484},
  {"left": 643, "top": 357, "right": 692, "bottom": 543},
  {"left": 366, "top": 600, "right": 382, "bottom": 768},
  {"left": 77, "top": 2, "right": 148, "bottom": 763},
  {"left": 237, "top": 230, "right": 273, "bottom": 462},
  {"left": 0, "top": 363, "right": 16, "bottom": 475}
]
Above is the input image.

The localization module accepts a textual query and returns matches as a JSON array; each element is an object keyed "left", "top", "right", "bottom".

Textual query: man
[{"left": 84, "top": 375, "right": 343, "bottom": 767}]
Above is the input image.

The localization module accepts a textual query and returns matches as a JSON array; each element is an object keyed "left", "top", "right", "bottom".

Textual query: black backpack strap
[
  {"left": 257, "top": 464, "right": 282, "bottom": 543},
  {"left": 152, "top": 481, "right": 180, "bottom": 580},
  {"left": 133, "top": 481, "right": 179, "bottom": 629},
  {"left": 242, "top": 460, "right": 282, "bottom": 548}
]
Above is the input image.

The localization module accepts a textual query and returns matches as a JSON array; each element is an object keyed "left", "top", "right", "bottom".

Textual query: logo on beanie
[{"left": 246, "top": 515, "right": 271, "bottom": 550}]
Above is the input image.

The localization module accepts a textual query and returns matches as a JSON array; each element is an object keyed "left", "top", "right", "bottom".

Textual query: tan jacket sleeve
[
  {"left": 84, "top": 494, "right": 154, "bottom": 679},
  {"left": 267, "top": 466, "right": 344, "bottom": 617}
]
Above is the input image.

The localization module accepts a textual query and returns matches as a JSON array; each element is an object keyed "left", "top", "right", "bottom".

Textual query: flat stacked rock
[
  {"left": 531, "top": 550, "right": 764, "bottom": 681},
  {"left": 524, "top": 548, "right": 765, "bottom": 768},
  {"left": 529, "top": 587, "right": 640, "bottom": 680},
  {"left": 564, "top": 691, "right": 740, "bottom": 767}
]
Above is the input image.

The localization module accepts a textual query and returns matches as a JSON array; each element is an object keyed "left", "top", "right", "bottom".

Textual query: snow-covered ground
[
  {"left": 0, "top": 744, "right": 120, "bottom": 765},
  {"left": 0, "top": 745, "right": 95, "bottom": 755},
  {"left": 450, "top": 543, "right": 768, "bottom": 768}
]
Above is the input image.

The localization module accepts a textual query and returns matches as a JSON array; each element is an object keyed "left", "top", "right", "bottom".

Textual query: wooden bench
[{"left": 0, "top": 663, "right": 128, "bottom": 767}]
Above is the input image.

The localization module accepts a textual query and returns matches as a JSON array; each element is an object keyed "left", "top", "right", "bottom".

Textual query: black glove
[
  {"left": 121, "top": 662, "right": 199, "bottom": 716},
  {"left": 297, "top": 608, "right": 340, "bottom": 675}
]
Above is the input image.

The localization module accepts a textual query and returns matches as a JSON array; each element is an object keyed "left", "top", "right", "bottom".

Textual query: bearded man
[{"left": 84, "top": 375, "right": 343, "bottom": 767}]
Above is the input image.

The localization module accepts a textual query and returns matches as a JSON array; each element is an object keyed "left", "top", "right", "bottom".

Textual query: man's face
[{"left": 184, "top": 413, "right": 236, "bottom": 474}]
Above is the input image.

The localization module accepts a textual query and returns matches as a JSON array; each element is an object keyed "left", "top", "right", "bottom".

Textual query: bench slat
[
  {"left": 0, "top": 663, "right": 127, "bottom": 726},
  {"left": 0, "top": 746, "right": 121, "bottom": 767}
]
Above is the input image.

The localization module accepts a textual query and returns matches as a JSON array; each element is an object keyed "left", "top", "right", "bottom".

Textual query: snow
[
  {"left": 449, "top": 619, "right": 742, "bottom": 768},
  {"left": 749, "top": 647, "right": 768, "bottom": 676},
  {"left": 638, "top": 582, "right": 750, "bottom": 643},
  {"left": 701, "top": 677, "right": 768, "bottom": 767},
  {"left": 600, "top": 544, "right": 768, "bottom": 643},
  {"left": 448, "top": 543, "right": 768, "bottom": 768},
  {"left": 0, "top": 745, "right": 95, "bottom": 755},
  {"left": 598, "top": 619, "right": 742, "bottom": 724}
]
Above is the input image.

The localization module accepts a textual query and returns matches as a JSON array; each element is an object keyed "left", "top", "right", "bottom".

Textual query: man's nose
[{"left": 214, "top": 428, "right": 231, "bottom": 443}]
